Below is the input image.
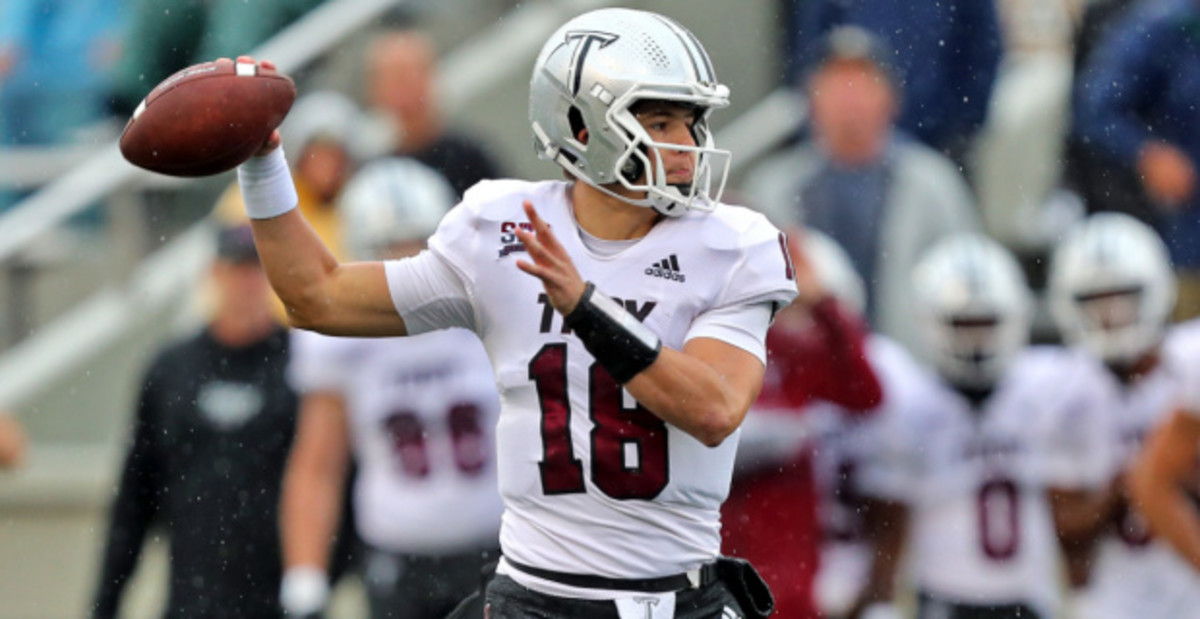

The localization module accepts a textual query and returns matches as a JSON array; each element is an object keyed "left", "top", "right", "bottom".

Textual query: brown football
[{"left": 119, "top": 58, "right": 296, "bottom": 177}]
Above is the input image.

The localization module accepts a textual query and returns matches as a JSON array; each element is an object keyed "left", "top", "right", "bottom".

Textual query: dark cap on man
[
  {"left": 805, "top": 26, "right": 899, "bottom": 89},
  {"left": 216, "top": 224, "right": 260, "bottom": 263}
]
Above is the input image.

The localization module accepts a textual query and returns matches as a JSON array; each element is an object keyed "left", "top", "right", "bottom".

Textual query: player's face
[
  {"left": 937, "top": 315, "right": 1006, "bottom": 385},
  {"left": 632, "top": 101, "right": 698, "bottom": 185},
  {"left": 1074, "top": 287, "right": 1143, "bottom": 333}
]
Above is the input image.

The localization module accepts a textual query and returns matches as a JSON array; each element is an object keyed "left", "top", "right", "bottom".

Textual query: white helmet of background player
[
  {"left": 529, "top": 8, "right": 732, "bottom": 217},
  {"left": 1048, "top": 212, "right": 1176, "bottom": 366},
  {"left": 912, "top": 234, "right": 1034, "bottom": 389},
  {"left": 802, "top": 228, "right": 867, "bottom": 316},
  {"left": 339, "top": 158, "right": 456, "bottom": 261}
]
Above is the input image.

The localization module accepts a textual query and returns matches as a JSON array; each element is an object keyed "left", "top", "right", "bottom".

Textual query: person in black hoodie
[{"left": 91, "top": 223, "right": 298, "bottom": 618}]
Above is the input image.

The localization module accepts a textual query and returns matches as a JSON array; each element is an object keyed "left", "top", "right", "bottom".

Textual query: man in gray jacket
[{"left": 744, "top": 26, "right": 980, "bottom": 355}]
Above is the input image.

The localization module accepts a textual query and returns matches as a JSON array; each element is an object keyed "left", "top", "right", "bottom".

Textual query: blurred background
[{"left": 0, "top": 0, "right": 1190, "bottom": 616}]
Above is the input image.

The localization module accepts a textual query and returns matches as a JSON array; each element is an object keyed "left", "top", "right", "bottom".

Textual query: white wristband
[
  {"left": 279, "top": 566, "right": 329, "bottom": 616},
  {"left": 237, "top": 148, "right": 298, "bottom": 220}
]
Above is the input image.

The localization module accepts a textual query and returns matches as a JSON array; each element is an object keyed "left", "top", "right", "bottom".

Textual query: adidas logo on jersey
[{"left": 645, "top": 254, "right": 686, "bottom": 283}]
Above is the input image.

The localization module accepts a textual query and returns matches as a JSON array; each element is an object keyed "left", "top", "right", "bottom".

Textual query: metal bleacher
[{"left": 0, "top": 1, "right": 799, "bottom": 616}]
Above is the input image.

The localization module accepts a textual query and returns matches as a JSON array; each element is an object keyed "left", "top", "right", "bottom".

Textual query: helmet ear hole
[{"left": 568, "top": 106, "right": 587, "bottom": 143}]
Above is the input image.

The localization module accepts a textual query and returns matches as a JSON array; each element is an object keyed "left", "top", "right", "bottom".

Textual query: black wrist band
[{"left": 564, "top": 282, "right": 662, "bottom": 384}]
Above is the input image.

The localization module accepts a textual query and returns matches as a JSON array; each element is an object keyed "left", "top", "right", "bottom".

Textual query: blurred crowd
[{"left": 3, "top": 0, "right": 1200, "bottom": 617}]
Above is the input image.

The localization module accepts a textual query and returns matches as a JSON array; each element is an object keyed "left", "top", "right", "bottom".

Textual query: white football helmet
[
  {"left": 802, "top": 228, "right": 867, "bottom": 316},
  {"left": 529, "top": 8, "right": 731, "bottom": 217},
  {"left": 912, "top": 234, "right": 1034, "bottom": 389},
  {"left": 1047, "top": 212, "right": 1176, "bottom": 366},
  {"left": 280, "top": 90, "right": 361, "bottom": 163},
  {"left": 339, "top": 158, "right": 456, "bottom": 261}
]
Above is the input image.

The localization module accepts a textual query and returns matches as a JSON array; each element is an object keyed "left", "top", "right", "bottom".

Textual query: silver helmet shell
[
  {"left": 912, "top": 234, "right": 1034, "bottom": 389},
  {"left": 1047, "top": 212, "right": 1176, "bottom": 365},
  {"left": 802, "top": 228, "right": 867, "bottom": 316},
  {"left": 529, "top": 8, "right": 731, "bottom": 217},
  {"left": 339, "top": 157, "right": 456, "bottom": 261}
]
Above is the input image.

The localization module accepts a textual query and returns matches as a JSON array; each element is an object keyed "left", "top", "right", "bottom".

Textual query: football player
[
  {"left": 1043, "top": 212, "right": 1200, "bottom": 618},
  {"left": 724, "top": 228, "right": 883, "bottom": 619},
  {"left": 1129, "top": 321, "right": 1200, "bottom": 575},
  {"left": 232, "top": 8, "right": 796, "bottom": 619},
  {"left": 277, "top": 158, "right": 503, "bottom": 619},
  {"left": 727, "top": 229, "right": 910, "bottom": 619},
  {"left": 851, "top": 234, "right": 1086, "bottom": 619}
]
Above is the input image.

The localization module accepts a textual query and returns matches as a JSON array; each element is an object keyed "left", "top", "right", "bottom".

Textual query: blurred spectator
[
  {"left": 723, "top": 229, "right": 882, "bottom": 619},
  {"left": 974, "top": 0, "right": 1084, "bottom": 254},
  {"left": 0, "top": 411, "right": 27, "bottom": 470},
  {"left": 786, "top": 0, "right": 1002, "bottom": 162},
  {"left": 214, "top": 90, "right": 361, "bottom": 260},
  {"left": 90, "top": 224, "right": 298, "bottom": 619},
  {"left": 1073, "top": 0, "right": 1200, "bottom": 318},
  {"left": 0, "top": 0, "right": 128, "bottom": 208},
  {"left": 366, "top": 29, "right": 501, "bottom": 197},
  {"left": 280, "top": 158, "right": 501, "bottom": 619},
  {"left": 109, "top": 0, "right": 324, "bottom": 117},
  {"left": 1062, "top": 0, "right": 1152, "bottom": 230},
  {"left": 744, "top": 26, "right": 979, "bottom": 356}
]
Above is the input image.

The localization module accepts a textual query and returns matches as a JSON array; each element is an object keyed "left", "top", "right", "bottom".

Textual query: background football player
[
  {"left": 278, "top": 158, "right": 503, "bottom": 619},
  {"left": 1129, "top": 320, "right": 1200, "bottom": 576},
  {"left": 1043, "top": 212, "right": 1200, "bottom": 618},
  {"left": 724, "top": 228, "right": 883, "bottom": 619},
  {"left": 852, "top": 234, "right": 1079, "bottom": 619}
]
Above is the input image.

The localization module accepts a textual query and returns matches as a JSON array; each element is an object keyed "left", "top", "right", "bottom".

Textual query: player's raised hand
[
  {"left": 119, "top": 54, "right": 293, "bottom": 176},
  {"left": 785, "top": 227, "right": 826, "bottom": 307},
  {"left": 515, "top": 201, "right": 587, "bottom": 315},
  {"left": 231, "top": 56, "right": 284, "bottom": 157}
]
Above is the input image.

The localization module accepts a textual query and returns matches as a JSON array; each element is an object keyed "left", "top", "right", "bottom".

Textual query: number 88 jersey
[
  {"left": 288, "top": 327, "right": 504, "bottom": 554},
  {"left": 391, "top": 179, "right": 797, "bottom": 585}
]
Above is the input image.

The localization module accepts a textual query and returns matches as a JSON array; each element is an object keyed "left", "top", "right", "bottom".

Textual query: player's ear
[{"left": 576, "top": 128, "right": 589, "bottom": 145}]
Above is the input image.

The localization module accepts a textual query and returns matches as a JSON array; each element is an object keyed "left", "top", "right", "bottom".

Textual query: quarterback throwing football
[{"left": 234, "top": 8, "right": 795, "bottom": 619}]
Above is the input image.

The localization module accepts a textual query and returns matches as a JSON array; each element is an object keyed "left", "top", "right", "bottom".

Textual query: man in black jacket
[{"left": 91, "top": 224, "right": 298, "bottom": 618}]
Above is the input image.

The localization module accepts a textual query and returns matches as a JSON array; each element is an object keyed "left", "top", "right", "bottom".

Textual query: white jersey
[
  {"left": 809, "top": 335, "right": 927, "bottom": 615},
  {"left": 1045, "top": 325, "right": 1200, "bottom": 619},
  {"left": 871, "top": 347, "right": 1074, "bottom": 614},
  {"left": 384, "top": 180, "right": 797, "bottom": 586},
  {"left": 1171, "top": 319, "right": 1200, "bottom": 420},
  {"left": 288, "top": 328, "right": 503, "bottom": 554}
]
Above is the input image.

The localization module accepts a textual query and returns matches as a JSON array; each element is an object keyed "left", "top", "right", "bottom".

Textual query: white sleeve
[
  {"left": 287, "top": 330, "right": 357, "bottom": 394},
  {"left": 1177, "top": 354, "right": 1200, "bottom": 420},
  {"left": 384, "top": 249, "right": 477, "bottom": 335},
  {"left": 856, "top": 416, "right": 923, "bottom": 502},
  {"left": 1037, "top": 366, "right": 1119, "bottom": 489},
  {"left": 685, "top": 301, "right": 774, "bottom": 364},
  {"left": 714, "top": 213, "right": 799, "bottom": 311},
  {"left": 385, "top": 191, "right": 491, "bottom": 335}
]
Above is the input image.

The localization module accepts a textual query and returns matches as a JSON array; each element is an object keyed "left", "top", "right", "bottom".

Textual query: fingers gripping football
[
  {"left": 237, "top": 57, "right": 284, "bottom": 157},
  {"left": 515, "top": 201, "right": 588, "bottom": 315},
  {"left": 119, "top": 56, "right": 294, "bottom": 177}
]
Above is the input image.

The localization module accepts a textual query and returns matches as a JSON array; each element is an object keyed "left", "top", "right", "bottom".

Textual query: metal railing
[
  {"left": 0, "top": 0, "right": 629, "bottom": 410},
  {"left": 0, "top": 0, "right": 408, "bottom": 264}
]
